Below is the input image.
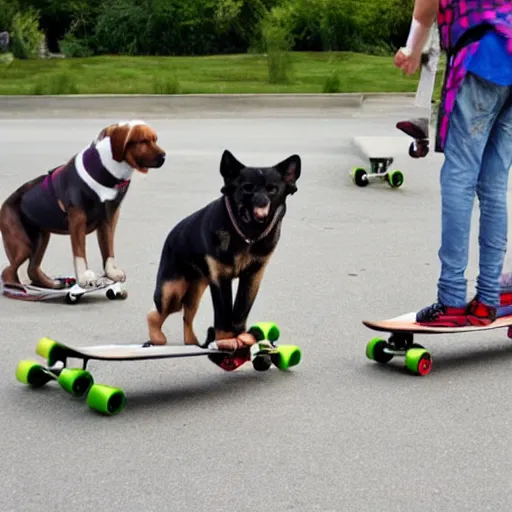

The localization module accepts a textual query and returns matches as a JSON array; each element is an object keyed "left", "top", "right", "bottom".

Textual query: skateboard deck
[
  {"left": 363, "top": 311, "right": 512, "bottom": 376},
  {"left": 15, "top": 321, "right": 302, "bottom": 416},
  {"left": 1, "top": 275, "right": 127, "bottom": 304},
  {"left": 45, "top": 342, "right": 222, "bottom": 361},
  {"left": 363, "top": 311, "right": 512, "bottom": 334}
]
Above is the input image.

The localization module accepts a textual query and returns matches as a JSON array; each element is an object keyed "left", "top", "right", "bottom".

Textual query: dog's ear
[
  {"left": 220, "top": 150, "right": 245, "bottom": 182},
  {"left": 96, "top": 127, "right": 109, "bottom": 141},
  {"left": 275, "top": 155, "right": 301, "bottom": 195},
  {"left": 101, "top": 124, "right": 132, "bottom": 162}
]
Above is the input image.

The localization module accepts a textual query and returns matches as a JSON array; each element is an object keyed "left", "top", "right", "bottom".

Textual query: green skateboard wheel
[
  {"left": 86, "top": 384, "right": 126, "bottom": 415},
  {"left": 36, "top": 337, "right": 64, "bottom": 366},
  {"left": 57, "top": 368, "right": 94, "bottom": 397},
  {"left": 15, "top": 360, "right": 53, "bottom": 388},
  {"left": 365, "top": 337, "right": 393, "bottom": 364},
  {"left": 352, "top": 167, "right": 369, "bottom": 187},
  {"left": 249, "top": 322, "right": 280, "bottom": 342},
  {"left": 405, "top": 347, "right": 432, "bottom": 376},
  {"left": 270, "top": 345, "right": 302, "bottom": 370},
  {"left": 387, "top": 170, "right": 404, "bottom": 188}
]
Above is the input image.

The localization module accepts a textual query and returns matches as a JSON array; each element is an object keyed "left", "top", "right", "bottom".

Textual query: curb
[{"left": 0, "top": 93, "right": 416, "bottom": 116}]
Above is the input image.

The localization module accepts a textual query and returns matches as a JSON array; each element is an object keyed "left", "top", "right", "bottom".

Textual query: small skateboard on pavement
[
  {"left": 351, "top": 136, "right": 406, "bottom": 189},
  {"left": 363, "top": 312, "right": 512, "bottom": 376},
  {"left": 15, "top": 322, "right": 302, "bottom": 416},
  {"left": 1, "top": 275, "right": 127, "bottom": 304}
]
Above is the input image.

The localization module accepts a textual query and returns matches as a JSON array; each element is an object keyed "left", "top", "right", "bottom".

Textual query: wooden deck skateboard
[
  {"left": 15, "top": 322, "right": 302, "bottom": 416},
  {"left": 363, "top": 312, "right": 512, "bottom": 376},
  {"left": 1, "top": 275, "right": 127, "bottom": 304}
]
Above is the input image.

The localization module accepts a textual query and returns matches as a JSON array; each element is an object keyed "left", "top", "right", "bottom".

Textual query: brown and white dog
[{"left": 0, "top": 120, "right": 166, "bottom": 295}]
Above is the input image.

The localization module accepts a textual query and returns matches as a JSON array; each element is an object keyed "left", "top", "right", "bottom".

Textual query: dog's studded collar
[{"left": 224, "top": 196, "right": 284, "bottom": 245}]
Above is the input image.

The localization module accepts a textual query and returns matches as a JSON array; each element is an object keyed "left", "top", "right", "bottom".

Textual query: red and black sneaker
[
  {"left": 415, "top": 302, "right": 468, "bottom": 327},
  {"left": 465, "top": 296, "right": 497, "bottom": 326},
  {"left": 500, "top": 292, "right": 512, "bottom": 307}
]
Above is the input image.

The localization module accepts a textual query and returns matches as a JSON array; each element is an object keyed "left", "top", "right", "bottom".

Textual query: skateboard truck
[
  {"left": 351, "top": 156, "right": 405, "bottom": 189},
  {"left": 351, "top": 136, "right": 406, "bottom": 189},
  {"left": 201, "top": 323, "right": 288, "bottom": 372}
]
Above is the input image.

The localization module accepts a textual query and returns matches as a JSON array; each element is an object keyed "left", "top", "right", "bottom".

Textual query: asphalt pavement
[{"left": 1, "top": 98, "right": 512, "bottom": 512}]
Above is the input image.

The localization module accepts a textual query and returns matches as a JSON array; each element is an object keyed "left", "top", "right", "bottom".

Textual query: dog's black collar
[{"left": 224, "top": 196, "right": 284, "bottom": 245}]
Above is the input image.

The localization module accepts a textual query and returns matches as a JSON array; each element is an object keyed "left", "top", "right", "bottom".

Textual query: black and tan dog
[
  {"left": 0, "top": 120, "right": 166, "bottom": 297},
  {"left": 147, "top": 149, "right": 301, "bottom": 353}
]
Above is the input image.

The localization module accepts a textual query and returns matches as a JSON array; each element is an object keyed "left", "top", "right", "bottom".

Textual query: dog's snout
[
  {"left": 253, "top": 193, "right": 270, "bottom": 221},
  {"left": 155, "top": 153, "right": 166, "bottom": 167},
  {"left": 253, "top": 192, "right": 269, "bottom": 208},
  {"left": 253, "top": 203, "right": 270, "bottom": 220}
]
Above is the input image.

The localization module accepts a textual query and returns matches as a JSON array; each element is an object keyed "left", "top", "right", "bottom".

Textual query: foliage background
[{"left": 0, "top": 0, "right": 415, "bottom": 58}]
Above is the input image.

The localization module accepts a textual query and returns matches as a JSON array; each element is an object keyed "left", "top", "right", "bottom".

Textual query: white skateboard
[
  {"left": 0, "top": 275, "right": 127, "bottom": 304},
  {"left": 351, "top": 136, "right": 410, "bottom": 189}
]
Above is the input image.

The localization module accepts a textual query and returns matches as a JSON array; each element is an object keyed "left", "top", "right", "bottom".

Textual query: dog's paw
[
  {"left": 215, "top": 332, "right": 257, "bottom": 351},
  {"left": 106, "top": 267, "right": 126, "bottom": 282},
  {"left": 78, "top": 269, "right": 97, "bottom": 287},
  {"left": 104, "top": 257, "right": 126, "bottom": 282}
]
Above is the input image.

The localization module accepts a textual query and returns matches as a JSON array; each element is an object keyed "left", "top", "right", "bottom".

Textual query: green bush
[
  {"left": 214, "top": 0, "right": 279, "bottom": 53},
  {"left": 259, "top": 0, "right": 413, "bottom": 54},
  {"left": 68, "top": 0, "right": 282, "bottom": 56},
  {"left": 0, "top": 52, "right": 14, "bottom": 66},
  {"left": 0, "top": 0, "right": 20, "bottom": 32},
  {"left": 93, "top": 0, "right": 145, "bottom": 55},
  {"left": 94, "top": 0, "right": 224, "bottom": 56},
  {"left": 260, "top": 0, "right": 360, "bottom": 52},
  {"left": 352, "top": 0, "right": 414, "bottom": 51},
  {"left": 59, "top": 33, "right": 93, "bottom": 57},
  {"left": 10, "top": 9, "right": 45, "bottom": 59},
  {"left": 260, "top": 6, "right": 294, "bottom": 84},
  {"left": 57, "top": 4, "right": 102, "bottom": 57},
  {"left": 4, "top": 0, "right": 416, "bottom": 57}
]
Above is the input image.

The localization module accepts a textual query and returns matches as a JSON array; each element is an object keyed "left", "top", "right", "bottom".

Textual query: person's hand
[{"left": 394, "top": 47, "right": 422, "bottom": 75}]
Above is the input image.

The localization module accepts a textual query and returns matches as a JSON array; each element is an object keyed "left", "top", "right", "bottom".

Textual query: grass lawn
[{"left": 0, "top": 51, "right": 445, "bottom": 96}]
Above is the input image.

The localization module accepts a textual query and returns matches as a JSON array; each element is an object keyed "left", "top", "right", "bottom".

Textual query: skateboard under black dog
[{"left": 15, "top": 322, "right": 302, "bottom": 416}]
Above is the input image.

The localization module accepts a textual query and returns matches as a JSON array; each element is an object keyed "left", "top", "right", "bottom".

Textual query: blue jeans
[{"left": 438, "top": 72, "right": 512, "bottom": 308}]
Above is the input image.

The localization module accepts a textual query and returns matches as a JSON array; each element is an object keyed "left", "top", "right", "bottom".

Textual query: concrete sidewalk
[{"left": 0, "top": 92, "right": 416, "bottom": 118}]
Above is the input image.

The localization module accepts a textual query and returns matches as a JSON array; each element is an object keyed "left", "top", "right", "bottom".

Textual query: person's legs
[
  {"left": 417, "top": 72, "right": 511, "bottom": 326},
  {"left": 472, "top": 92, "right": 512, "bottom": 308}
]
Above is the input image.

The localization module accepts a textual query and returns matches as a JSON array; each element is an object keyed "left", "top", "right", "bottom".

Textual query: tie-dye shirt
[{"left": 435, "top": 0, "right": 512, "bottom": 152}]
